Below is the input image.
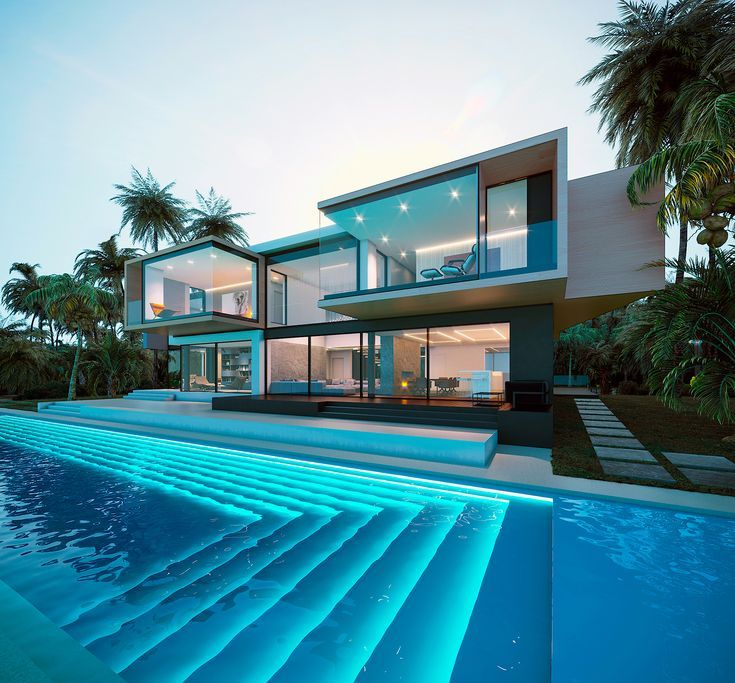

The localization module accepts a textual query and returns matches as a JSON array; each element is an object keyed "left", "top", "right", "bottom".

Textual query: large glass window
[
  {"left": 267, "top": 337, "right": 310, "bottom": 394},
  {"left": 144, "top": 244, "right": 257, "bottom": 322},
  {"left": 364, "top": 329, "right": 428, "bottom": 398},
  {"left": 183, "top": 344, "right": 217, "bottom": 391},
  {"left": 267, "top": 235, "right": 357, "bottom": 326},
  {"left": 218, "top": 341, "right": 252, "bottom": 393},
  {"left": 428, "top": 323, "right": 510, "bottom": 399},
  {"left": 320, "top": 167, "right": 478, "bottom": 293},
  {"left": 309, "top": 334, "right": 362, "bottom": 396},
  {"left": 485, "top": 172, "right": 555, "bottom": 276}
]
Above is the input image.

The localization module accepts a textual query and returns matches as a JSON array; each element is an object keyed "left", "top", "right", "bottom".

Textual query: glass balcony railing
[{"left": 483, "top": 219, "right": 557, "bottom": 278}]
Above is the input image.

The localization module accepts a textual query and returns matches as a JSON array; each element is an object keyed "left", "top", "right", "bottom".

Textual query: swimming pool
[{"left": 0, "top": 413, "right": 732, "bottom": 682}]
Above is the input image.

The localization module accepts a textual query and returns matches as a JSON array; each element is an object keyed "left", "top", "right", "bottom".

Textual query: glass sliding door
[
  {"left": 217, "top": 342, "right": 252, "bottom": 393},
  {"left": 427, "top": 323, "right": 510, "bottom": 399},
  {"left": 364, "top": 329, "right": 427, "bottom": 398},
  {"left": 310, "top": 334, "right": 362, "bottom": 396},
  {"left": 183, "top": 344, "right": 217, "bottom": 391}
]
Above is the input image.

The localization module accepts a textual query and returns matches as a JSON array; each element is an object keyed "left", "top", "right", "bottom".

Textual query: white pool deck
[{"left": 2, "top": 401, "right": 735, "bottom": 517}]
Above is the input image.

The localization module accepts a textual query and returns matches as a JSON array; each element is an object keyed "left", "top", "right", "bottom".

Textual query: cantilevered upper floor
[
  {"left": 123, "top": 128, "right": 664, "bottom": 339},
  {"left": 124, "top": 237, "right": 265, "bottom": 336},
  {"left": 313, "top": 128, "right": 663, "bottom": 333}
]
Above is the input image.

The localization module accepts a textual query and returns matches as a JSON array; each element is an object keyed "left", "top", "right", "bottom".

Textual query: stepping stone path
[
  {"left": 574, "top": 398, "right": 672, "bottom": 484},
  {"left": 600, "top": 460, "right": 676, "bottom": 483},
  {"left": 575, "top": 400, "right": 735, "bottom": 489},
  {"left": 662, "top": 452, "right": 735, "bottom": 489}
]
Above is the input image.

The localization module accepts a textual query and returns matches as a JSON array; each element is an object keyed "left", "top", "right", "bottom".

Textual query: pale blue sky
[{"left": 0, "top": 0, "right": 683, "bottom": 288}]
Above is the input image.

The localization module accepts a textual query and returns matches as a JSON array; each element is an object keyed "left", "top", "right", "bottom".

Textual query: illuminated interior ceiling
[
  {"left": 401, "top": 323, "right": 510, "bottom": 350},
  {"left": 147, "top": 246, "right": 253, "bottom": 291},
  {"left": 321, "top": 169, "right": 477, "bottom": 271}
]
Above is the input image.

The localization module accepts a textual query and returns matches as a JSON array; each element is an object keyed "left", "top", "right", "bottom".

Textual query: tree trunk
[
  {"left": 68, "top": 324, "right": 83, "bottom": 401},
  {"left": 568, "top": 352, "right": 573, "bottom": 387},
  {"left": 153, "top": 234, "right": 158, "bottom": 252},
  {"left": 29, "top": 312, "right": 36, "bottom": 336},
  {"left": 675, "top": 213, "right": 688, "bottom": 284}
]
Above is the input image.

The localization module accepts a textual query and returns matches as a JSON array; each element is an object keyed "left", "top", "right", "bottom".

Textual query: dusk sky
[{"left": 0, "top": 0, "right": 685, "bottom": 291}]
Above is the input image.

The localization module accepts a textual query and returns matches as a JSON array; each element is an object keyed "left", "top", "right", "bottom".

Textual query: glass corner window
[{"left": 143, "top": 244, "right": 257, "bottom": 322}]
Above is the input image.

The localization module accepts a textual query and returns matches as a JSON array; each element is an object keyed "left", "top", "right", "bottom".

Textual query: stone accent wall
[{"left": 269, "top": 340, "right": 308, "bottom": 380}]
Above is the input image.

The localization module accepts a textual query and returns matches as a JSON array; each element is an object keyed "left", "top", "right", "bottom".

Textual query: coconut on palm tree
[
  {"left": 1, "top": 262, "right": 46, "bottom": 335},
  {"left": 187, "top": 187, "right": 251, "bottom": 246},
  {"left": 111, "top": 168, "right": 188, "bottom": 252},
  {"left": 74, "top": 235, "right": 141, "bottom": 298},
  {"left": 579, "top": 0, "right": 735, "bottom": 281},
  {"left": 26, "top": 274, "right": 118, "bottom": 400}
]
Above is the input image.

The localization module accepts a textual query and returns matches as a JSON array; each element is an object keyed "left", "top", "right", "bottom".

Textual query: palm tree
[
  {"left": 26, "top": 274, "right": 117, "bottom": 400},
  {"left": 187, "top": 187, "right": 251, "bottom": 246},
  {"left": 111, "top": 168, "right": 188, "bottom": 252},
  {"left": 0, "top": 335, "right": 54, "bottom": 395},
  {"left": 1, "top": 262, "right": 45, "bottom": 335},
  {"left": 616, "top": 249, "right": 735, "bottom": 422},
  {"left": 83, "top": 332, "right": 149, "bottom": 397},
  {"left": 74, "top": 235, "right": 141, "bottom": 299},
  {"left": 579, "top": 0, "right": 735, "bottom": 281}
]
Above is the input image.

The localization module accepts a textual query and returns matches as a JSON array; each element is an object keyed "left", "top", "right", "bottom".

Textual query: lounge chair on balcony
[
  {"left": 440, "top": 244, "right": 477, "bottom": 278},
  {"left": 420, "top": 267, "right": 443, "bottom": 280},
  {"left": 150, "top": 303, "right": 180, "bottom": 319}
]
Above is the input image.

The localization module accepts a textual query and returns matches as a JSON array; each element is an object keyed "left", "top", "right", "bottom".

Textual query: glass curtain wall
[
  {"left": 265, "top": 323, "right": 509, "bottom": 400},
  {"left": 266, "top": 235, "right": 357, "bottom": 326},
  {"left": 217, "top": 342, "right": 252, "bottom": 392},
  {"left": 144, "top": 244, "right": 257, "bottom": 322},
  {"left": 320, "top": 167, "right": 478, "bottom": 293}
]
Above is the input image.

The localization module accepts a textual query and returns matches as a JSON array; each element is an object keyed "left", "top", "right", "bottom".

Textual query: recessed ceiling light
[
  {"left": 210, "top": 253, "right": 217, "bottom": 258},
  {"left": 166, "top": 265, "right": 174, "bottom": 270},
  {"left": 399, "top": 202, "right": 408, "bottom": 213},
  {"left": 381, "top": 236, "right": 389, "bottom": 243},
  {"left": 187, "top": 260, "right": 195, "bottom": 264},
  {"left": 450, "top": 189, "right": 460, "bottom": 199},
  {"left": 355, "top": 214, "right": 364, "bottom": 223},
  {"left": 400, "top": 250, "right": 407, "bottom": 258},
  {"left": 508, "top": 207, "right": 516, "bottom": 217}
]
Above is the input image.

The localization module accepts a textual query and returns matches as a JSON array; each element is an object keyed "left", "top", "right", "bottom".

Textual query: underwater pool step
[
  {"left": 357, "top": 499, "right": 507, "bottom": 683},
  {"left": 202, "top": 500, "right": 465, "bottom": 683},
  {"left": 100, "top": 506, "right": 374, "bottom": 674},
  {"left": 0, "top": 415, "right": 525, "bottom": 683}
]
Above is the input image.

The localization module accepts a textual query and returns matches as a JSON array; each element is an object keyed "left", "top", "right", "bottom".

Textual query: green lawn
[{"left": 552, "top": 394, "right": 735, "bottom": 496}]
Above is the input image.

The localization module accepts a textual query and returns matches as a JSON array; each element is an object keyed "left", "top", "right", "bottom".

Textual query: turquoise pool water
[
  {"left": 0, "top": 415, "right": 552, "bottom": 681},
  {"left": 0, "top": 414, "right": 733, "bottom": 682}
]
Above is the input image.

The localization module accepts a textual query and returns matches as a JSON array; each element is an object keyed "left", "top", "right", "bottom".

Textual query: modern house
[{"left": 123, "top": 128, "right": 663, "bottom": 447}]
